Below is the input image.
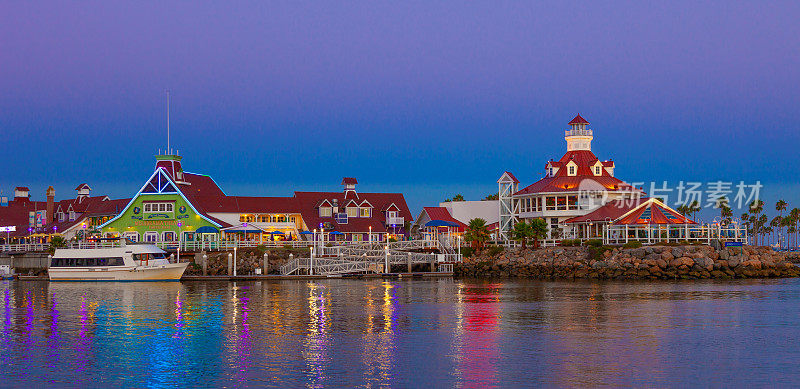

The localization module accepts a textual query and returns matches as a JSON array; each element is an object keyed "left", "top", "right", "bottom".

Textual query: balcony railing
[
  {"left": 386, "top": 216, "right": 404, "bottom": 227},
  {"left": 565, "top": 129, "right": 593, "bottom": 137}
]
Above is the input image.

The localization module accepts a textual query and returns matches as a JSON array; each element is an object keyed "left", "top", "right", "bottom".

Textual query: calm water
[{"left": 1, "top": 278, "right": 800, "bottom": 388}]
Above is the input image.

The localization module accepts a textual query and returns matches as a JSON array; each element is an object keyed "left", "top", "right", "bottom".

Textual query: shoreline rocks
[{"left": 454, "top": 245, "right": 800, "bottom": 280}]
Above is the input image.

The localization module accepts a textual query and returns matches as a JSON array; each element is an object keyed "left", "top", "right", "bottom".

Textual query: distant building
[
  {"left": 499, "top": 114, "right": 693, "bottom": 241},
  {"left": 0, "top": 184, "right": 127, "bottom": 243},
  {"left": 100, "top": 154, "right": 413, "bottom": 245},
  {"left": 413, "top": 200, "right": 500, "bottom": 236}
]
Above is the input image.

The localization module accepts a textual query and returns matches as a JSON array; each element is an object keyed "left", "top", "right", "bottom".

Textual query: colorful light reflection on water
[{"left": 0, "top": 279, "right": 800, "bottom": 387}]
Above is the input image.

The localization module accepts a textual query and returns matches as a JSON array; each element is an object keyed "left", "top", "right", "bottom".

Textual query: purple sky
[{"left": 2, "top": 1, "right": 800, "bottom": 219}]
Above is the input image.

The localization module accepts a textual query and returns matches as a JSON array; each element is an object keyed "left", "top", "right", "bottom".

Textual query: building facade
[
  {"left": 100, "top": 155, "right": 413, "bottom": 247},
  {"left": 499, "top": 114, "right": 660, "bottom": 241}
]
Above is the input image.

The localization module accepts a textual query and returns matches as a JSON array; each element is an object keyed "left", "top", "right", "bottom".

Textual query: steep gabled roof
[
  {"left": 498, "top": 171, "right": 519, "bottom": 184},
  {"left": 421, "top": 207, "right": 467, "bottom": 232}
]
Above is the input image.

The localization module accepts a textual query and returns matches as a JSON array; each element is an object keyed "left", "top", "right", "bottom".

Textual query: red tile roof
[
  {"left": 14, "top": 187, "right": 30, "bottom": 192},
  {"left": 295, "top": 191, "right": 412, "bottom": 233},
  {"left": 500, "top": 171, "right": 519, "bottom": 183},
  {"left": 341, "top": 177, "right": 358, "bottom": 185},
  {"left": 564, "top": 198, "right": 696, "bottom": 225},
  {"left": 422, "top": 207, "right": 467, "bottom": 232},
  {"left": 190, "top": 196, "right": 299, "bottom": 214},
  {"left": 568, "top": 114, "right": 589, "bottom": 125},
  {"left": 178, "top": 173, "right": 226, "bottom": 198},
  {"left": 516, "top": 150, "right": 635, "bottom": 195}
]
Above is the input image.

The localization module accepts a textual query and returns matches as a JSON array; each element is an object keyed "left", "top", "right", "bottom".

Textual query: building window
[
  {"left": 346, "top": 207, "right": 358, "bottom": 217},
  {"left": 144, "top": 231, "right": 159, "bottom": 242},
  {"left": 58, "top": 212, "right": 65, "bottom": 222},
  {"left": 594, "top": 166, "right": 601, "bottom": 175},
  {"left": 545, "top": 196, "right": 556, "bottom": 211},
  {"left": 568, "top": 166, "right": 575, "bottom": 175},
  {"left": 162, "top": 231, "right": 176, "bottom": 242},
  {"left": 319, "top": 207, "right": 332, "bottom": 217},
  {"left": 123, "top": 231, "right": 139, "bottom": 242},
  {"left": 360, "top": 208, "right": 371, "bottom": 217},
  {"left": 144, "top": 202, "right": 174, "bottom": 213},
  {"left": 69, "top": 211, "right": 76, "bottom": 221}
]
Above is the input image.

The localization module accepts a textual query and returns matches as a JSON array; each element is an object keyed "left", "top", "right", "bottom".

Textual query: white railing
[
  {"left": 565, "top": 129, "right": 592, "bottom": 137},
  {"left": 603, "top": 224, "right": 748, "bottom": 246},
  {"left": 0, "top": 240, "right": 315, "bottom": 253},
  {"left": 386, "top": 216, "right": 404, "bottom": 226},
  {"left": 0, "top": 243, "right": 49, "bottom": 252}
]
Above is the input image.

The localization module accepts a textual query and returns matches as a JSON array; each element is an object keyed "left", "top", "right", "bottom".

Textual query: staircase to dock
[{"left": 280, "top": 239, "right": 462, "bottom": 276}]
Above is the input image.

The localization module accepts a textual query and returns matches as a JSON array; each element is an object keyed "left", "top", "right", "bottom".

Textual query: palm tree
[
  {"left": 452, "top": 194, "right": 465, "bottom": 202},
  {"left": 464, "top": 218, "right": 489, "bottom": 250},
  {"left": 716, "top": 196, "right": 733, "bottom": 226},
  {"left": 688, "top": 200, "right": 701, "bottom": 221},
  {"left": 749, "top": 200, "right": 765, "bottom": 245},
  {"left": 677, "top": 204, "right": 691, "bottom": 218},
  {"left": 510, "top": 221, "right": 533, "bottom": 249},
  {"left": 776, "top": 200, "right": 788, "bottom": 249},
  {"left": 770, "top": 216, "right": 782, "bottom": 246},
  {"left": 529, "top": 218, "right": 549, "bottom": 249},
  {"left": 791, "top": 208, "right": 800, "bottom": 249}
]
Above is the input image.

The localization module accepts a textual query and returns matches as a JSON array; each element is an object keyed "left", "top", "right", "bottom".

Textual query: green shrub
[
  {"left": 461, "top": 246, "right": 475, "bottom": 258},
  {"left": 623, "top": 241, "right": 643, "bottom": 249},
  {"left": 560, "top": 239, "right": 574, "bottom": 247},
  {"left": 488, "top": 245, "right": 505, "bottom": 256},
  {"left": 586, "top": 239, "right": 603, "bottom": 247}
]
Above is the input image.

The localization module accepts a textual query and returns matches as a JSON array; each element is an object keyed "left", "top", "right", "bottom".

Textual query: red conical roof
[{"left": 568, "top": 114, "right": 589, "bottom": 125}]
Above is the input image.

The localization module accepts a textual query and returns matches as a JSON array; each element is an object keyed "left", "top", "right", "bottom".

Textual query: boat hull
[{"left": 48, "top": 262, "right": 189, "bottom": 281}]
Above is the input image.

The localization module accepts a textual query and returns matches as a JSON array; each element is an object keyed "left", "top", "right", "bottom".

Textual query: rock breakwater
[{"left": 455, "top": 245, "right": 800, "bottom": 280}]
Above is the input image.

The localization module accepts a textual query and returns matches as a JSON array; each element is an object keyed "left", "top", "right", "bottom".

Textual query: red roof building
[
  {"left": 0, "top": 184, "right": 128, "bottom": 242},
  {"left": 498, "top": 114, "right": 686, "bottom": 241},
  {"left": 98, "top": 154, "right": 413, "bottom": 244}
]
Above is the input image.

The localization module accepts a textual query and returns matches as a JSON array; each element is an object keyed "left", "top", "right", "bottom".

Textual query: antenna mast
[{"left": 166, "top": 89, "right": 170, "bottom": 154}]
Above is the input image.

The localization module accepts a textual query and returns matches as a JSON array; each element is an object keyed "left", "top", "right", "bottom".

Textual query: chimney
[{"left": 46, "top": 186, "right": 55, "bottom": 225}]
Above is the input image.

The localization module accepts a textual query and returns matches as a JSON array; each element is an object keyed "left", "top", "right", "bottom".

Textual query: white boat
[{"left": 49, "top": 243, "right": 188, "bottom": 281}]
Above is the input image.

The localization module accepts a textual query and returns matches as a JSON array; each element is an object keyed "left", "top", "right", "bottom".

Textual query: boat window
[{"left": 50, "top": 257, "right": 126, "bottom": 267}]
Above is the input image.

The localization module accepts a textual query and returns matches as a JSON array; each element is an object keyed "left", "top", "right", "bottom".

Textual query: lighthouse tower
[{"left": 565, "top": 114, "right": 592, "bottom": 151}]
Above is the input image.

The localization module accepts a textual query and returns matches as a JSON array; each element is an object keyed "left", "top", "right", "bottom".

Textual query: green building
[{"left": 100, "top": 154, "right": 223, "bottom": 247}]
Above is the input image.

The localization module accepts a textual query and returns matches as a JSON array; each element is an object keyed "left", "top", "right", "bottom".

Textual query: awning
[
  {"left": 425, "top": 220, "right": 461, "bottom": 228},
  {"left": 195, "top": 226, "right": 219, "bottom": 234},
  {"left": 299, "top": 231, "right": 314, "bottom": 235},
  {"left": 330, "top": 231, "right": 344, "bottom": 235}
]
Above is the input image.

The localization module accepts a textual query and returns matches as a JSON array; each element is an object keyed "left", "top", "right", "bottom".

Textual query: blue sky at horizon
[{"left": 2, "top": 1, "right": 800, "bottom": 220}]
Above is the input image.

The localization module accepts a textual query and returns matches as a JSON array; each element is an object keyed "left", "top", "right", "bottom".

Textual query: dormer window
[
  {"left": 594, "top": 166, "right": 601, "bottom": 175},
  {"left": 568, "top": 166, "right": 576, "bottom": 176},
  {"left": 346, "top": 206, "right": 358, "bottom": 217},
  {"left": 58, "top": 212, "right": 65, "bottom": 222},
  {"left": 69, "top": 211, "right": 76, "bottom": 221},
  {"left": 360, "top": 207, "right": 371, "bottom": 217},
  {"left": 319, "top": 207, "right": 332, "bottom": 217}
]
